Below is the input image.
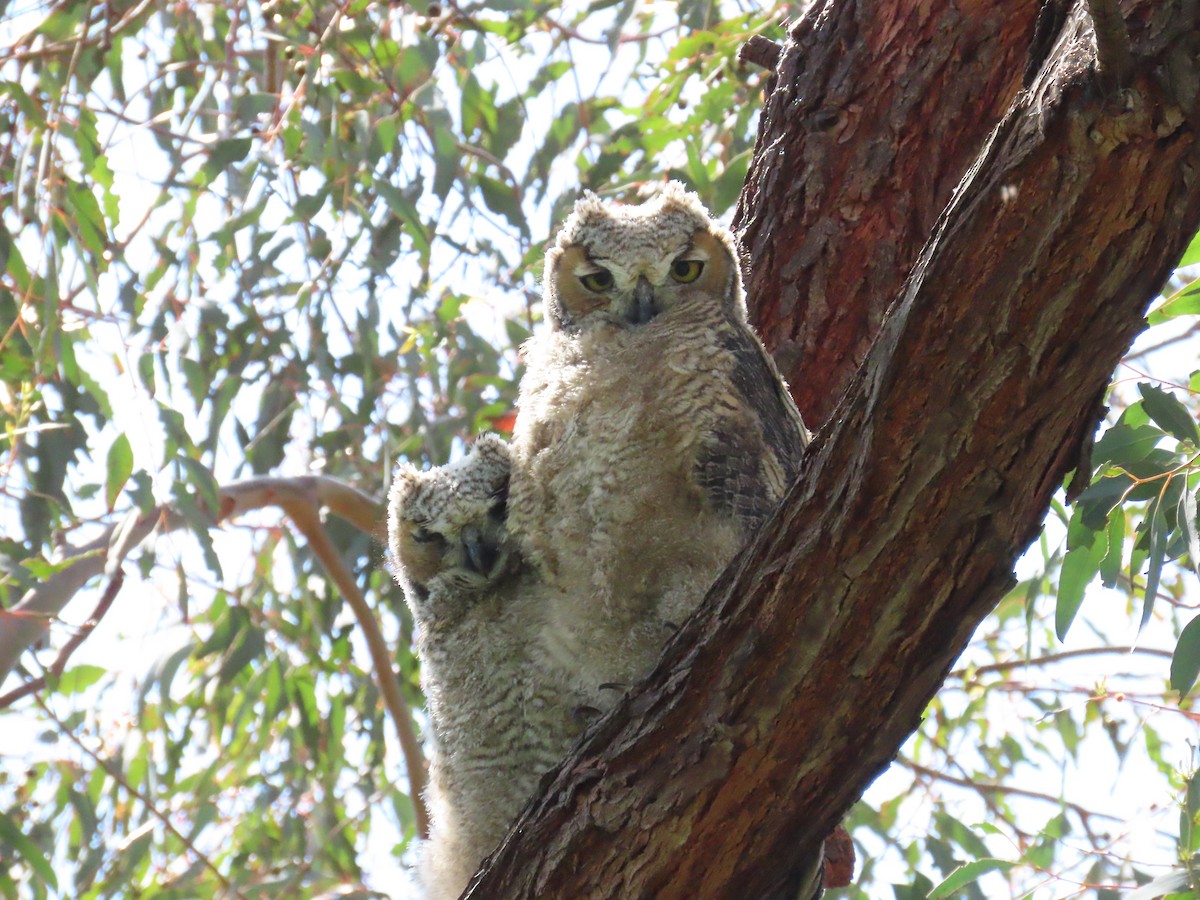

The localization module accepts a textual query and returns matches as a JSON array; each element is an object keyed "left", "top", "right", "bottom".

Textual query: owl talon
[{"left": 597, "top": 682, "right": 627, "bottom": 693}]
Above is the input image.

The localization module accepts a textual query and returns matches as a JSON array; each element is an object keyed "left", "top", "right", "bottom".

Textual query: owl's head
[
  {"left": 544, "top": 182, "right": 746, "bottom": 332},
  {"left": 387, "top": 434, "right": 514, "bottom": 603}
]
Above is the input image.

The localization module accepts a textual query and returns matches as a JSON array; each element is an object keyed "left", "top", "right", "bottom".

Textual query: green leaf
[
  {"left": 0, "top": 813, "right": 57, "bottom": 888},
  {"left": 375, "top": 179, "right": 431, "bottom": 265},
  {"left": 1056, "top": 514, "right": 1106, "bottom": 640},
  {"left": 1180, "top": 486, "right": 1200, "bottom": 580},
  {"left": 105, "top": 433, "right": 134, "bottom": 511},
  {"left": 1140, "top": 495, "right": 1170, "bottom": 636},
  {"left": 477, "top": 174, "right": 529, "bottom": 238},
  {"left": 1092, "top": 423, "right": 1164, "bottom": 468},
  {"left": 927, "top": 859, "right": 1014, "bottom": 899},
  {"left": 200, "top": 136, "right": 253, "bottom": 183},
  {"left": 1148, "top": 279, "right": 1200, "bottom": 325},
  {"left": 1176, "top": 230, "right": 1200, "bottom": 267},
  {"left": 1170, "top": 615, "right": 1200, "bottom": 697},
  {"left": 1138, "top": 383, "right": 1200, "bottom": 446},
  {"left": 1075, "top": 473, "right": 1134, "bottom": 530},
  {"left": 1124, "top": 870, "right": 1194, "bottom": 900},
  {"left": 1099, "top": 508, "right": 1126, "bottom": 588},
  {"left": 56, "top": 664, "right": 107, "bottom": 695}
]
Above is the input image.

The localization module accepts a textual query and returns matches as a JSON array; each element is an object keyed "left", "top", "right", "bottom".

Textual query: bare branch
[
  {"left": 903, "top": 758, "right": 1127, "bottom": 826},
  {"left": 0, "top": 474, "right": 429, "bottom": 835},
  {"left": 281, "top": 495, "right": 429, "bottom": 838},
  {"left": 951, "top": 646, "right": 1175, "bottom": 680}
]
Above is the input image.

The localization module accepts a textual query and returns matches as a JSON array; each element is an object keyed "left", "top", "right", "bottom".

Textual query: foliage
[{"left": 0, "top": 1, "right": 1198, "bottom": 898}]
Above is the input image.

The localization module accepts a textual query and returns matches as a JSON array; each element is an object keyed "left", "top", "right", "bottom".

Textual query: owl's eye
[
  {"left": 671, "top": 259, "right": 704, "bottom": 283},
  {"left": 411, "top": 526, "right": 444, "bottom": 545},
  {"left": 579, "top": 269, "right": 614, "bottom": 292}
]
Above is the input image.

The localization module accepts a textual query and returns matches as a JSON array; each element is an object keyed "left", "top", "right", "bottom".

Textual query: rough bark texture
[
  {"left": 734, "top": 0, "right": 1047, "bottom": 427},
  {"left": 467, "top": 0, "right": 1200, "bottom": 896}
]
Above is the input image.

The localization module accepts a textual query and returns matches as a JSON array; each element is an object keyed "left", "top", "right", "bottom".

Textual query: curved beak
[
  {"left": 630, "top": 275, "right": 657, "bottom": 324},
  {"left": 462, "top": 525, "right": 500, "bottom": 576}
]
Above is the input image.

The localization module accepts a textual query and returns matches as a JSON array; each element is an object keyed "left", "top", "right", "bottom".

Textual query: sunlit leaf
[
  {"left": 1056, "top": 513, "right": 1107, "bottom": 640},
  {"left": 56, "top": 664, "right": 107, "bottom": 696},
  {"left": 1170, "top": 615, "right": 1200, "bottom": 697},
  {"left": 1180, "top": 486, "right": 1200, "bottom": 580},
  {"left": 0, "top": 813, "right": 57, "bottom": 888},
  {"left": 1148, "top": 278, "right": 1200, "bottom": 324},
  {"left": 105, "top": 433, "right": 134, "bottom": 512},
  {"left": 927, "top": 859, "right": 1014, "bottom": 899}
]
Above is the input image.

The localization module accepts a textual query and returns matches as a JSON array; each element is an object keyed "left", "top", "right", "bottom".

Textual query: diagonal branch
[
  {"left": 468, "top": 2, "right": 1200, "bottom": 895},
  {"left": 0, "top": 569, "right": 125, "bottom": 709}
]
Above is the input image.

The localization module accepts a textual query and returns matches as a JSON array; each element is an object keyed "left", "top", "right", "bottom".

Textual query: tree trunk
[
  {"left": 735, "top": 0, "right": 1049, "bottom": 428},
  {"left": 468, "top": 0, "right": 1200, "bottom": 897}
]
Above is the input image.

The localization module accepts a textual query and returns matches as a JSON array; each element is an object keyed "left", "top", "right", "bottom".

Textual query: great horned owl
[
  {"left": 387, "top": 436, "right": 584, "bottom": 900},
  {"left": 510, "top": 182, "right": 810, "bottom": 702}
]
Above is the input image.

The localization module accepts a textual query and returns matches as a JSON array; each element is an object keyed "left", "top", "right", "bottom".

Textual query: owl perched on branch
[
  {"left": 510, "top": 182, "right": 810, "bottom": 702},
  {"left": 387, "top": 436, "right": 584, "bottom": 900}
]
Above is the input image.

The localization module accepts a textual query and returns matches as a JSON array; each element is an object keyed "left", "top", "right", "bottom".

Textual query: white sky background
[{"left": 1, "top": 1, "right": 1199, "bottom": 898}]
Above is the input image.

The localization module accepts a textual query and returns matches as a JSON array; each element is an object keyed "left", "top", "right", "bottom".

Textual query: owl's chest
[{"left": 542, "top": 326, "right": 729, "bottom": 450}]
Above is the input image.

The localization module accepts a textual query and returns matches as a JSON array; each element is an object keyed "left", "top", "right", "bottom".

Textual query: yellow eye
[
  {"left": 671, "top": 259, "right": 704, "bottom": 283},
  {"left": 579, "top": 269, "right": 614, "bottom": 292}
]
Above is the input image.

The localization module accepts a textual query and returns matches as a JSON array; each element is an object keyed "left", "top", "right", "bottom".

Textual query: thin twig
[
  {"left": 902, "top": 758, "right": 1127, "bottom": 826},
  {"left": 951, "top": 645, "right": 1173, "bottom": 679},
  {"left": 33, "top": 694, "right": 248, "bottom": 898}
]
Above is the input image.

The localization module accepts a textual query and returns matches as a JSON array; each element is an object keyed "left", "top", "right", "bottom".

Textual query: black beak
[
  {"left": 462, "top": 525, "right": 500, "bottom": 576},
  {"left": 630, "top": 276, "right": 657, "bottom": 324}
]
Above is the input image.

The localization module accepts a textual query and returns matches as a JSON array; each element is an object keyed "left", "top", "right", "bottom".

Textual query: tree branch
[
  {"left": 0, "top": 474, "right": 429, "bottom": 836},
  {"left": 281, "top": 495, "right": 429, "bottom": 838},
  {"left": 738, "top": 35, "right": 782, "bottom": 71},
  {"left": 0, "top": 569, "right": 126, "bottom": 709},
  {"left": 734, "top": 0, "right": 1048, "bottom": 426},
  {"left": 951, "top": 645, "right": 1174, "bottom": 679},
  {"left": 468, "top": 2, "right": 1200, "bottom": 894}
]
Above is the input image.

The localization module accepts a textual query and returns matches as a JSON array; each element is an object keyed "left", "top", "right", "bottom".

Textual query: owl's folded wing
[{"left": 696, "top": 324, "right": 810, "bottom": 533}]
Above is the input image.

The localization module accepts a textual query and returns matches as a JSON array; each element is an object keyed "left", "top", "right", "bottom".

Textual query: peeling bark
[
  {"left": 468, "top": 0, "right": 1200, "bottom": 896},
  {"left": 735, "top": 0, "right": 1047, "bottom": 426}
]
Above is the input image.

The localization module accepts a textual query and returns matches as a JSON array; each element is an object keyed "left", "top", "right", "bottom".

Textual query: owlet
[
  {"left": 509, "top": 182, "right": 810, "bottom": 703},
  {"left": 387, "top": 435, "right": 585, "bottom": 900}
]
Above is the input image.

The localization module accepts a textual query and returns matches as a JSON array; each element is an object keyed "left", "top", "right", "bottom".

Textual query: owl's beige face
[
  {"left": 388, "top": 437, "right": 513, "bottom": 599},
  {"left": 544, "top": 184, "right": 743, "bottom": 332},
  {"left": 552, "top": 229, "right": 733, "bottom": 330}
]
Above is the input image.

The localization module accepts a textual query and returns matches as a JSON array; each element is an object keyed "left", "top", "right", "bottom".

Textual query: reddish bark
[
  {"left": 735, "top": 0, "right": 1047, "bottom": 425},
  {"left": 468, "top": 0, "right": 1200, "bottom": 896}
]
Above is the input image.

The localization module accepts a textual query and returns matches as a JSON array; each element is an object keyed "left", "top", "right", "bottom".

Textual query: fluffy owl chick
[
  {"left": 510, "top": 182, "right": 810, "bottom": 702},
  {"left": 388, "top": 435, "right": 583, "bottom": 900}
]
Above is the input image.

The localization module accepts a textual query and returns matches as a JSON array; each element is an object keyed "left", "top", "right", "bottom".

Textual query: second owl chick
[
  {"left": 510, "top": 182, "right": 810, "bottom": 703},
  {"left": 388, "top": 436, "right": 585, "bottom": 900}
]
